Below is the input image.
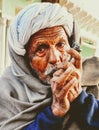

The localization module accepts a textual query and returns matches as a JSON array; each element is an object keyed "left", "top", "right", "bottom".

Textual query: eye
[
  {"left": 56, "top": 42, "right": 65, "bottom": 51},
  {"left": 36, "top": 44, "right": 49, "bottom": 57}
]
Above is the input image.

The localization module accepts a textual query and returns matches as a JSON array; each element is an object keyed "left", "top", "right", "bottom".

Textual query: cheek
[{"left": 30, "top": 56, "right": 48, "bottom": 73}]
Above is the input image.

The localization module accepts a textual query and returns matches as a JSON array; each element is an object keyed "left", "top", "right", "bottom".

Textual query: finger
[
  {"left": 59, "top": 77, "right": 77, "bottom": 98},
  {"left": 67, "top": 48, "right": 81, "bottom": 60},
  {"left": 56, "top": 61, "right": 71, "bottom": 70},
  {"left": 67, "top": 91, "right": 74, "bottom": 102},
  {"left": 51, "top": 67, "right": 73, "bottom": 94},
  {"left": 68, "top": 85, "right": 82, "bottom": 102},
  {"left": 67, "top": 78, "right": 78, "bottom": 102},
  {"left": 69, "top": 85, "right": 78, "bottom": 96},
  {"left": 67, "top": 81, "right": 78, "bottom": 102},
  {"left": 56, "top": 67, "right": 73, "bottom": 87},
  {"left": 70, "top": 57, "right": 75, "bottom": 64},
  {"left": 74, "top": 84, "right": 82, "bottom": 95},
  {"left": 67, "top": 68, "right": 80, "bottom": 80},
  {"left": 67, "top": 48, "right": 82, "bottom": 68},
  {"left": 53, "top": 69, "right": 64, "bottom": 76}
]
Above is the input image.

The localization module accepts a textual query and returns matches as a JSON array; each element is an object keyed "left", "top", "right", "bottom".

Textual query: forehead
[{"left": 31, "top": 26, "right": 67, "bottom": 39}]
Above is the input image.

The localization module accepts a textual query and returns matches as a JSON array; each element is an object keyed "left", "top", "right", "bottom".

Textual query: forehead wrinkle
[
  {"left": 33, "top": 26, "right": 67, "bottom": 38},
  {"left": 33, "top": 28, "right": 67, "bottom": 41},
  {"left": 32, "top": 35, "right": 65, "bottom": 47}
]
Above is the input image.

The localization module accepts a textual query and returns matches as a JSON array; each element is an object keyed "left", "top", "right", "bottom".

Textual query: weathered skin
[{"left": 27, "top": 26, "right": 82, "bottom": 117}]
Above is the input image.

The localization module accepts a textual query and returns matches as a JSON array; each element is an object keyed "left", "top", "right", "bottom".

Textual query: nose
[{"left": 49, "top": 47, "right": 61, "bottom": 65}]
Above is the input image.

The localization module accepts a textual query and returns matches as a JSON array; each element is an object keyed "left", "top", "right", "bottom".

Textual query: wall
[{"left": 2, "top": 0, "right": 40, "bottom": 18}]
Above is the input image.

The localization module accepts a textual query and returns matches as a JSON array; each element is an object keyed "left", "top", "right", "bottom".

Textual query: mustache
[
  {"left": 44, "top": 66, "right": 57, "bottom": 76},
  {"left": 44, "top": 54, "right": 75, "bottom": 76}
]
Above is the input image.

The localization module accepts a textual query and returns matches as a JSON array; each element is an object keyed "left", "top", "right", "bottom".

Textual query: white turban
[{"left": 8, "top": 2, "right": 73, "bottom": 55}]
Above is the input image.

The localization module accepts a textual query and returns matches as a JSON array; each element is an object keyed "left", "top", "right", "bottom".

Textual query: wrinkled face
[{"left": 27, "top": 26, "right": 71, "bottom": 84}]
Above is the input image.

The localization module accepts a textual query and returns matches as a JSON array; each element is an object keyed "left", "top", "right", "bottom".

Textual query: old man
[{"left": 0, "top": 2, "right": 99, "bottom": 130}]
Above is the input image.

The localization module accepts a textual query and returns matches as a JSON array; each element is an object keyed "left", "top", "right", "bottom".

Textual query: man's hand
[{"left": 50, "top": 48, "right": 82, "bottom": 117}]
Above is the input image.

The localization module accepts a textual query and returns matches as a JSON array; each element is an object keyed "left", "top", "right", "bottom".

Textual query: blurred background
[{"left": 0, "top": 0, "right": 99, "bottom": 75}]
